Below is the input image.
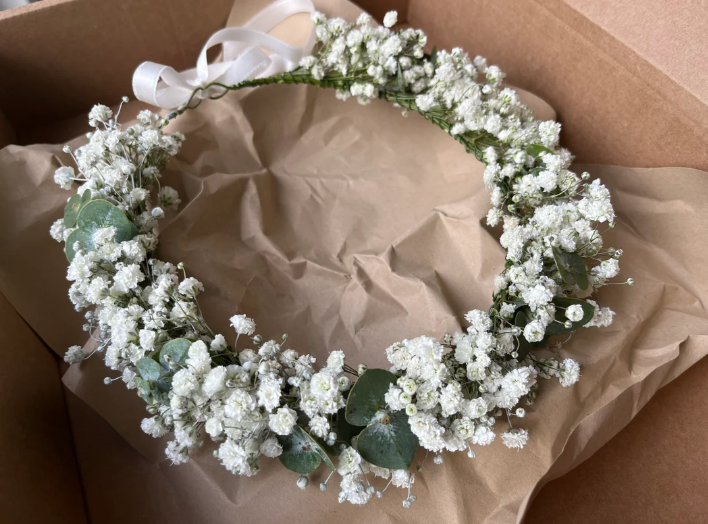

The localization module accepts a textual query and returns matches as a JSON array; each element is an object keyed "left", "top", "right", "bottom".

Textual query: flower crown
[{"left": 51, "top": 7, "right": 630, "bottom": 508}]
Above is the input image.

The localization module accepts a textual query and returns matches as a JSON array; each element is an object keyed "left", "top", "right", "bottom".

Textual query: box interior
[{"left": 0, "top": 0, "right": 706, "bottom": 522}]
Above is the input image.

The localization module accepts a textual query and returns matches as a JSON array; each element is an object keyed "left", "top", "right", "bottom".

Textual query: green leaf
[
  {"left": 429, "top": 45, "right": 438, "bottom": 66},
  {"left": 277, "top": 426, "right": 334, "bottom": 474},
  {"left": 514, "top": 308, "right": 533, "bottom": 359},
  {"left": 156, "top": 377, "right": 172, "bottom": 393},
  {"left": 345, "top": 369, "right": 397, "bottom": 426},
  {"left": 136, "top": 357, "right": 161, "bottom": 382},
  {"left": 336, "top": 407, "right": 365, "bottom": 446},
  {"left": 63, "top": 192, "right": 91, "bottom": 228},
  {"left": 545, "top": 297, "right": 595, "bottom": 337},
  {"left": 64, "top": 228, "right": 92, "bottom": 262},
  {"left": 553, "top": 247, "right": 589, "bottom": 290},
  {"left": 81, "top": 190, "right": 92, "bottom": 205},
  {"left": 526, "top": 144, "right": 554, "bottom": 158},
  {"left": 356, "top": 411, "right": 419, "bottom": 470},
  {"left": 77, "top": 199, "right": 136, "bottom": 239},
  {"left": 65, "top": 199, "right": 138, "bottom": 261},
  {"left": 159, "top": 338, "right": 192, "bottom": 369},
  {"left": 134, "top": 376, "right": 152, "bottom": 397}
]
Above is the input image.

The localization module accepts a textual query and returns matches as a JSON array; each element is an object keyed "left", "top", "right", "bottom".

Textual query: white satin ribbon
[{"left": 132, "top": 0, "right": 316, "bottom": 110}]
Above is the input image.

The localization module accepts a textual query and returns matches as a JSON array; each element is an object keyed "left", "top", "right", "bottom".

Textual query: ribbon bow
[{"left": 132, "top": 0, "right": 316, "bottom": 109}]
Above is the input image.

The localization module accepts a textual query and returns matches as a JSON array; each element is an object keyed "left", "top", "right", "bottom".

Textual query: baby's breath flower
[
  {"left": 501, "top": 428, "right": 529, "bottom": 449},
  {"left": 230, "top": 314, "right": 256, "bottom": 336},
  {"left": 382, "top": 11, "right": 398, "bottom": 28},
  {"left": 63, "top": 345, "right": 85, "bottom": 364},
  {"left": 54, "top": 166, "right": 75, "bottom": 190},
  {"left": 158, "top": 186, "right": 181, "bottom": 211}
]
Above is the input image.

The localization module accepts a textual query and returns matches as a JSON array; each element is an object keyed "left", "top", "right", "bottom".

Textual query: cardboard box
[{"left": 0, "top": 0, "right": 706, "bottom": 522}]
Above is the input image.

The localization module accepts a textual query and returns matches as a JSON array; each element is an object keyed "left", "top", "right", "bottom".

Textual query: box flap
[
  {"left": 0, "top": 0, "right": 235, "bottom": 142},
  {"left": 0, "top": 291, "right": 87, "bottom": 524},
  {"left": 562, "top": 0, "right": 708, "bottom": 123},
  {"left": 405, "top": 0, "right": 708, "bottom": 169}
]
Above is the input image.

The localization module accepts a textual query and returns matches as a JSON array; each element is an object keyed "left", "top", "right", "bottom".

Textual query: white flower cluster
[
  {"left": 302, "top": 11, "right": 426, "bottom": 104},
  {"left": 384, "top": 320, "right": 557, "bottom": 455},
  {"left": 334, "top": 446, "right": 414, "bottom": 505},
  {"left": 49, "top": 103, "right": 184, "bottom": 243},
  {"left": 191, "top": 338, "right": 350, "bottom": 475},
  {"left": 51, "top": 104, "right": 364, "bottom": 488},
  {"left": 52, "top": 9, "right": 628, "bottom": 510}
]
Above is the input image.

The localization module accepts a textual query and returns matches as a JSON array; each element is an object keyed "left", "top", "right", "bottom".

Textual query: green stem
[{"left": 166, "top": 70, "right": 493, "bottom": 161}]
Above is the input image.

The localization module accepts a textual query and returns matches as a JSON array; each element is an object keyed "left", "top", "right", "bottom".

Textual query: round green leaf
[
  {"left": 336, "top": 407, "right": 365, "bottom": 446},
  {"left": 134, "top": 376, "right": 152, "bottom": 397},
  {"left": 277, "top": 426, "right": 334, "bottom": 474},
  {"left": 64, "top": 193, "right": 87, "bottom": 228},
  {"left": 345, "top": 369, "right": 397, "bottom": 426},
  {"left": 136, "top": 357, "right": 161, "bottom": 382},
  {"left": 156, "top": 377, "right": 173, "bottom": 393},
  {"left": 65, "top": 199, "right": 137, "bottom": 261},
  {"left": 159, "top": 338, "right": 192, "bottom": 369},
  {"left": 77, "top": 199, "right": 136, "bottom": 238},
  {"left": 553, "top": 247, "right": 589, "bottom": 290},
  {"left": 356, "top": 411, "right": 419, "bottom": 470},
  {"left": 64, "top": 228, "right": 92, "bottom": 262}
]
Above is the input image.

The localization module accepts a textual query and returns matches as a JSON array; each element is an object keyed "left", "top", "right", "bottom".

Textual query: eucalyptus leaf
[
  {"left": 345, "top": 369, "right": 397, "bottom": 426},
  {"left": 544, "top": 297, "right": 595, "bottom": 336},
  {"left": 356, "top": 411, "right": 418, "bottom": 470},
  {"left": 65, "top": 199, "right": 138, "bottom": 261},
  {"left": 133, "top": 377, "right": 152, "bottom": 398},
  {"left": 64, "top": 228, "right": 92, "bottom": 262},
  {"left": 159, "top": 338, "right": 192, "bottom": 369},
  {"left": 553, "top": 247, "right": 589, "bottom": 290},
  {"left": 336, "top": 407, "right": 365, "bottom": 446},
  {"left": 136, "top": 357, "right": 161, "bottom": 382},
  {"left": 63, "top": 192, "right": 91, "bottom": 228},
  {"left": 526, "top": 144, "right": 554, "bottom": 158},
  {"left": 81, "top": 190, "right": 92, "bottom": 205},
  {"left": 77, "top": 199, "right": 136, "bottom": 238},
  {"left": 156, "top": 377, "right": 172, "bottom": 393},
  {"left": 277, "top": 426, "right": 334, "bottom": 474}
]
